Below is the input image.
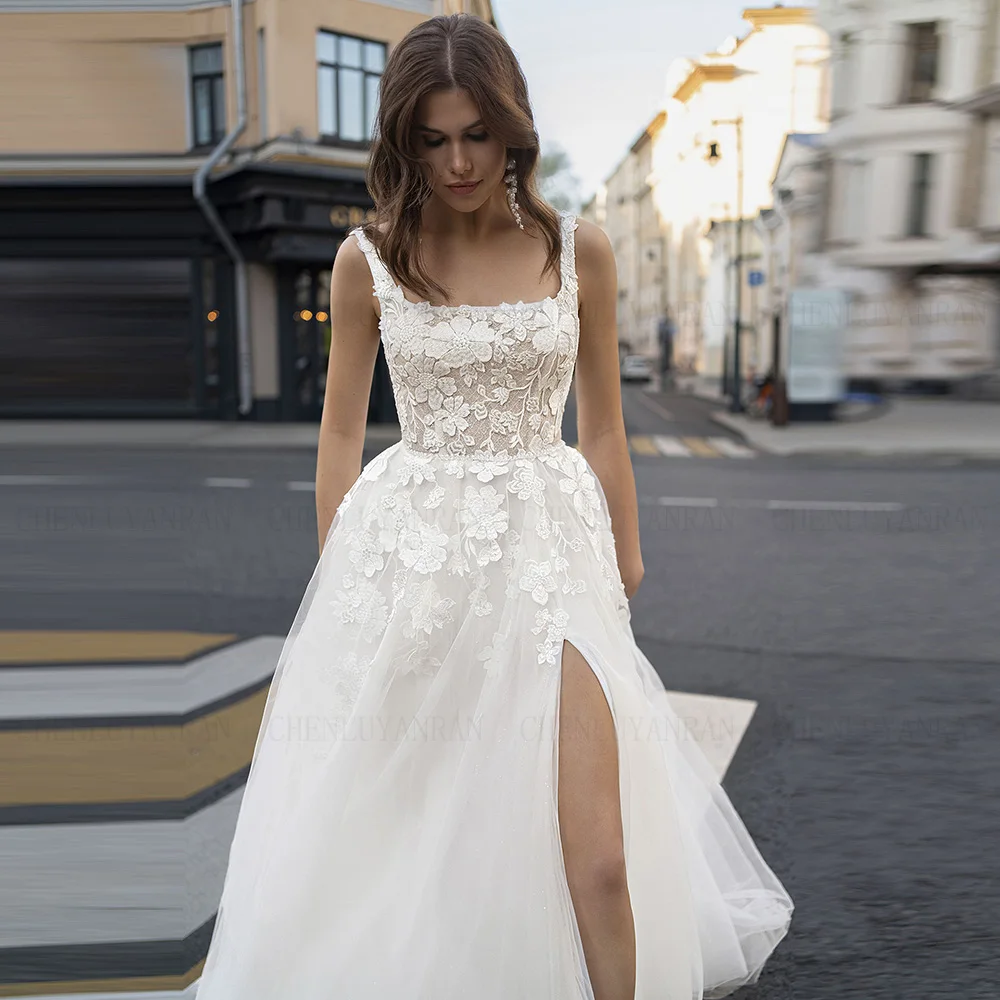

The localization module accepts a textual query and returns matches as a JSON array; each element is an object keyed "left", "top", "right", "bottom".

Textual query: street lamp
[{"left": 707, "top": 116, "right": 744, "bottom": 414}]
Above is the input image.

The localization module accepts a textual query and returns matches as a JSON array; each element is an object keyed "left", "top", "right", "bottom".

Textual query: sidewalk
[
  {"left": 0, "top": 419, "right": 402, "bottom": 450},
  {"left": 672, "top": 374, "right": 726, "bottom": 404},
  {"left": 710, "top": 398, "right": 1000, "bottom": 458}
]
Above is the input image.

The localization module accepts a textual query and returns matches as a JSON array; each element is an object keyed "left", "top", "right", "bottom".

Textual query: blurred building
[
  {"left": 593, "top": 6, "right": 829, "bottom": 376},
  {"left": 794, "top": 0, "right": 1000, "bottom": 387},
  {"left": 0, "top": 0, "right": 494, "bottom": 421},
  {"left": 657, "top": 7, "right": 830, "bottom": 377},
  {"left": 752, "top": 132, "right": 828, "bottom": 381}
]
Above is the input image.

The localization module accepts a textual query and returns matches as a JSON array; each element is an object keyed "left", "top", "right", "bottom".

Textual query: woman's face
[{"left": 414, "top": 88, "right": 507, "bottom": 214}]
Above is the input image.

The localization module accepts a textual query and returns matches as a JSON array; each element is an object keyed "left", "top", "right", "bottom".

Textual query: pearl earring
[{"left": 504, "top": 157, "right": 524, "bottom": 231}]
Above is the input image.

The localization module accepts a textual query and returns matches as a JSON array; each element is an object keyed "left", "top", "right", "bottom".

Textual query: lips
[{"left": 447, "top": 180, "right": 481, "bottom": 195}]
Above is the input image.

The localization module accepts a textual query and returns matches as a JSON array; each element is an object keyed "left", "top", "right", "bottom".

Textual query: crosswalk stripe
[
  {"left": 707, "top": 437, "right": 756, "bottom": 459},
  {"left": 204, "top": 477, "right": 252, "bottom": 489},
  {"left": 681, "top": 436, "right": 721, "bottom": 458},
  {"left": 652, "top": 435, "right": 692, "bottom": 457},
  {"left": 629, "top": 435, "right": 660, "bottom": 456}
]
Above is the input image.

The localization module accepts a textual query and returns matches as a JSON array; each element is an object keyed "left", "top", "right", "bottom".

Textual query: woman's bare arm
[
  {"left": 315, "top": 235, "right": 381, "bottom": 554},
  {"left": 573, "top": 219, "right": 644, "bottom": 599}
]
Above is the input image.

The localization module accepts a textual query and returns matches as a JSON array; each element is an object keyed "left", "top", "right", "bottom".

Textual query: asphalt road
[{"left": 2, "top": 385, "right": 998, "bottom": 999}]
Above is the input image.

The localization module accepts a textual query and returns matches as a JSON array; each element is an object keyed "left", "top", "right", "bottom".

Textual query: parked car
[{"left": 620, "top": 354, "right": 654, "bottom": 382}]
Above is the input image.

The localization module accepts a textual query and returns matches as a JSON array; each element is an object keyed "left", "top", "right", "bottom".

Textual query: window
[
  {"left": 190, "top": 43, "right": 226, "bottom": 148},
  {"left": 316, "top": 31, "right": 386, "bottom": 145},
  {"left": 832, "top": 32, "right": 856, "bottom": 116},
  {"left": 906, "top": 153, "right": 934, "bottom": 237},
  {"left": 902, "top": 22, "right": 939, "bottom": 103}
]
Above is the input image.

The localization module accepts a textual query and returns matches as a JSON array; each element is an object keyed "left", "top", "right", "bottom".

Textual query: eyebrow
[{"left": 416, "top": 120, "right": 484, "bottom": 135}]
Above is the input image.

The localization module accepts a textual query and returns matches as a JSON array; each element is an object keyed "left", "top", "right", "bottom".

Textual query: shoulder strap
[
  {"left": 558, "top": 210, "right": 580, "bottom": 299},
  {"left": 350, "top": 227, "right": 401, "bottom": 305}
]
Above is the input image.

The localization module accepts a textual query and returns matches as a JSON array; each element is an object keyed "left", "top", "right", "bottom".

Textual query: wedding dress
[{"left": 193, "top": 210, "right": 793, "bottom": 999}]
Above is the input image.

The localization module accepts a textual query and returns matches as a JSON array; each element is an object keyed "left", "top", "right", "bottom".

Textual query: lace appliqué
[
  {"left": 328, "top": 442, "right": 629, "bottom": 680},
  {"left": 323, "top": 210, "right": 630, "bottom": 695},
  {"left": 352, "top": 212, "right": 580, "bottom": 460}
]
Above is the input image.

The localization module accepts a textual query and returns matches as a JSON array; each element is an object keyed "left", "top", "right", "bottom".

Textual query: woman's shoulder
[
  {"left": 571, "top": 217, "right": 614, "bottom": 272},
  {"left": 334, "top": 228, "right": 379, "bottom": 293}
]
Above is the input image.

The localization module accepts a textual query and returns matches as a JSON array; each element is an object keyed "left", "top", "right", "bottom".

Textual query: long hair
[{"left": 363, "top": 13, "right": 560, "bottom": 303}]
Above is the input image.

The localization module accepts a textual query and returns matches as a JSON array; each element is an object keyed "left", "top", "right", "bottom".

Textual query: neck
[{"left": 419, "top": 186, "right": 518, "bottom": 242}]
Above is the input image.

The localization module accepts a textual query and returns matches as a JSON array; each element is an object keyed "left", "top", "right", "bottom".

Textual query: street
[{"left": 1, "top": 384, "right": 998, "bottom": 999}]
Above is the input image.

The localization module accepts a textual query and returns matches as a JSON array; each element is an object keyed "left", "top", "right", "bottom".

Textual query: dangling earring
[{"left": 504, "top": 157, "right": 524, "bottom": 231}]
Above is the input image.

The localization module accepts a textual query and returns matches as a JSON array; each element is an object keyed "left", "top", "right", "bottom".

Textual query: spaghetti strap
[
  {"left": 350, "top": 226, "right": 401, "bottom": 309},
  {"left": 558, "top": 210, "right": 579, "bottom": 304}
]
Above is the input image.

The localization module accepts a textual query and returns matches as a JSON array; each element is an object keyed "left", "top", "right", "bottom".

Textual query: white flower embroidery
[
  {"left": 329, "top": 577, "right": 389, "bottom": 642},
  {"left": 403, "top": 578, "right": 456, "bottom": 637},
  {"left": 423, "top": 485, "right": 446, "bottom": 509},
  {"left": 348, "top": 528, "right": 385, "bottom": 577},
  {"left": 422, "top": 315, "right": 494, "bottom": 367},
  {"left": 398, "top": 357, "right": 458, "bottom": 410},
  {"left": 460, "top": 484, "right": 509, "bottom": 541},
  {"left": 558, "top": 466, "right": 601, "bottom": 527},
  {"left": 437, "top": 395, "right": 472, "bottom": 439},
  {"left": 397, "top": 516, "right": 450, "bottom": 574},
  {"left": 531, "top": 607, "right": 570, "bottom": 665},
  {"left": 468, "top": 455, "right": 512, "bottom": 482},
  {"left": 520, "top": 559, "right": 557, "bottom": 604},
  {"left": 507, "top": 465, "right": 547, "bottom": 505},
  {"left": 398, "top": 456, "right": 437, "bottom": 487}
]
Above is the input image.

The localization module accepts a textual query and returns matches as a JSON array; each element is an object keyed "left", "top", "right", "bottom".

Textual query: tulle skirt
[{"left": 194, "top": 440, "right": 793, "bottom": 999}]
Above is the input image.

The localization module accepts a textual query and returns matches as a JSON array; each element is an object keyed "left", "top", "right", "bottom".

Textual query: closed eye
[{"left": 423, "top": 131, "right": 490, "bottom": 148}]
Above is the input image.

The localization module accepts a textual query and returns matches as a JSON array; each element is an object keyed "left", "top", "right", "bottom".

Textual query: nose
[{"left": 448, "top": 141, "right": 472, "bottom": 177}]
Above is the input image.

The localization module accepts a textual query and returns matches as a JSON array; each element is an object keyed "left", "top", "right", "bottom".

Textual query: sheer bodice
[{"left": 351, "top": 210, "right": 580, "bottom": 459}]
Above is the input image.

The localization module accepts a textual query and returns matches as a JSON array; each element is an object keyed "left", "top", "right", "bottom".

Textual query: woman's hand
[{"left": 620, "top": 552, "right": 645, "bottom": 601}]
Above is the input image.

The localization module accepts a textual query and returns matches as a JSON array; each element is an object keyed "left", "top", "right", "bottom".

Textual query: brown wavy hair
[{"left": 362, "top": 13, "right": 560, "bottom": 304}]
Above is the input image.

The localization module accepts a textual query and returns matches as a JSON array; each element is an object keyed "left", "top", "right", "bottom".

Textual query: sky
[{"left": 494, "top": 0, "right": 773, "bottom": 200}]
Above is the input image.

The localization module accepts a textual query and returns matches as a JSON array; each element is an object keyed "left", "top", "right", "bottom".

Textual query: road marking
[
  {"left": 652, "top": 435, "right": 692, "bottom": 457},
  {"left": 629, "top": 435, "right": 661, "bottom": 455},
  {"left": 655, "top": 497, "right": 719, "bottom": 507},
  {"left": 641, "top": 496, "right": 908, "bottom": 512},
  {"left": 681, "top": 436, "right": 722, "bottom": 457},
  {"left": 0, "top": 475, "right": 103, "bottom": 486},
  {"left": 707, "top": 437, "right": 756, "bottom": 459},
  {"left": 633, "top": 392, "right": 674, "bottom": 422},
  {"left": 765, "top": 500, "right": 905, "bottom": 512},
  {"left": 287, "top": 481, "right": 316, "bottom": 492},
  {"left": 203, "top": 477, "right": 252, "bottom": 489}
]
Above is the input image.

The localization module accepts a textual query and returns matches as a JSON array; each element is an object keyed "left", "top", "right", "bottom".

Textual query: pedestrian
[
  {"left": 194, "top": 14, "right": 792, "bottom": 1000},
  {"left": 657, "top": 310, "right": 675, "bottom": 379}
]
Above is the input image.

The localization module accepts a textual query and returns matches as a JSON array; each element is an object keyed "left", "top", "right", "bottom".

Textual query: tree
[{"left": 536, "top": 143, "right": 581, "bottom": 212}]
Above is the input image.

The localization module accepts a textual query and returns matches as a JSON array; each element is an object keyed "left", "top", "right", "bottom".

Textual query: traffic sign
[{"left": 748, "top": 270, "right": 765, "bottom": 287}]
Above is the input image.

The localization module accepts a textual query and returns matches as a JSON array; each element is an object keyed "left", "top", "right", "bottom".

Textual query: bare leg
[{"left": 558, "top": 639, "right": 636, "bottom": 1000}]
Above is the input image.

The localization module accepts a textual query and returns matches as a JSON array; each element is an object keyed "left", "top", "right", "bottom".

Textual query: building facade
[
  {"left": 0, "top": 0, "right": 494, "bottom": 421},
  {"left": 812, "top": 0, "right": 1000, "bottom": 384},
  {"left": 751, "top": 132, "right": 828, "bottom": 383},
  {"left": 602, "top": 140, "right": 641, "bottom": 363},
  {"left": 653, "top": 6, "right": 830, "bottom": 377}
]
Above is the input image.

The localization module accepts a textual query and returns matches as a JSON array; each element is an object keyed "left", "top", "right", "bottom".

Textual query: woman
[{"left": 195, "top": 14, "right": 792, "bottom": 1000}]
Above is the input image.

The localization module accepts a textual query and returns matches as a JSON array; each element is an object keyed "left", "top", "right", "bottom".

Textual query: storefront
[{"left": 0, "top": 161, "right": 397, "bottom": 424}]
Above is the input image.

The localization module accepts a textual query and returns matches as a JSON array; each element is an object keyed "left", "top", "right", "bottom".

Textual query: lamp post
[{"left": 708, "top": 115, "right": 744, "bottom": 413}]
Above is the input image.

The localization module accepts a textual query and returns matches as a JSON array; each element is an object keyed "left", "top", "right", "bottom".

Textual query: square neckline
[
  {"left": 353, "top": 211, "right": 577, "bottom": 315},
  {"left": 396, "top": 286, "right": 562, "bottom": 315}
]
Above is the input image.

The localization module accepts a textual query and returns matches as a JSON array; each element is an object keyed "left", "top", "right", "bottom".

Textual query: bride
[{"left": 194, "top": 12, "right": 792, "bottom": 1000}]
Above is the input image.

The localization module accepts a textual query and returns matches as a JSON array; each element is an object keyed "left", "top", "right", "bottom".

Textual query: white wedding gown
[{"left": 193, "top": 210, "right": 793, "bottom": 999}]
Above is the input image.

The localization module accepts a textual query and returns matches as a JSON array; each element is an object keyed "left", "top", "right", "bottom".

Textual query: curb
[
  {"left": 708, "top": 411, "right": 1000, "bottom": 459},
  {"left": 708, "top": 411, "right": 760, "bottom": 448}
]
